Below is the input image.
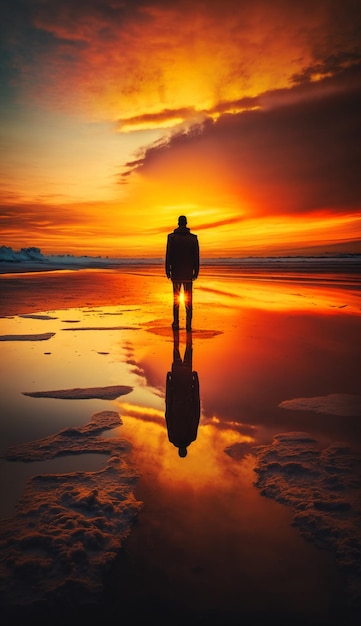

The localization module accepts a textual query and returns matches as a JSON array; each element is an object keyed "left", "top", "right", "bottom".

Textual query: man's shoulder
[{"left": 168, "top": 230, "right": 198, "bottom": 241}]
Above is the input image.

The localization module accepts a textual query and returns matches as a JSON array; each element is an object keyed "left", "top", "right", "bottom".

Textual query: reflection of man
[
  {"left": 165, "top": 215, "right": 199, "bottom": 331},
  {"left": 165, "top": 331, "right": 200, "bottom": 457}
]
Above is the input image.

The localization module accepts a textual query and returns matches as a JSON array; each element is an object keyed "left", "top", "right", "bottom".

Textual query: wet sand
[{"left": 0, "top": 264, "right": 360, "bottom": 624}]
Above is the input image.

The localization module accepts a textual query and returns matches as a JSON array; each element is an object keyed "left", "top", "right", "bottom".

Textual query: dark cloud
[
  {"left": 117, "top": 97, "right": 259, "bottom": 131},
  {"left": 0, "top": 201, "right": 85, "bottom": 230},
  {"left": 291, "top": 50, "right": 361, "bottom": 85},
  {"left": 125, "top": 67, "right": 361, "bottom": 216},
  {"left": 153, "top": 215, "right": 244, "bottom": 234},
  {"left": 117, "top": 106, "right": 203, "bottom": 130},
  {"left": 193, "top": 216, "right": 246, "bottom": 232}
]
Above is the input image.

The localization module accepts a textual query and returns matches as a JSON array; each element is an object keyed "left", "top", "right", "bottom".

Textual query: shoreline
[
  {"left": 0, "top": 260, "right": 163, "bottom": 274},
  {"left": 1, "top": 255, "right": 361, "bottom": 276}
]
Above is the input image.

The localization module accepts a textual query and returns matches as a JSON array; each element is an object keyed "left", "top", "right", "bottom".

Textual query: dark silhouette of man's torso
[{"left": 165, "top": 226, "right": 199, "bottom": 282}]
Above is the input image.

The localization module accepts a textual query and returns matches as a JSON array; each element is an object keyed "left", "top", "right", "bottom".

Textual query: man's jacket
[{"left": 165, "top": 226, "right": 199, "bottom": 281}]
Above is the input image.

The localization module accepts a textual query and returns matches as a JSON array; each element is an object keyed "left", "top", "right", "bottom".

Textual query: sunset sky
[{"left": 1, "top": 0, "right": 361, "bottom": 257}]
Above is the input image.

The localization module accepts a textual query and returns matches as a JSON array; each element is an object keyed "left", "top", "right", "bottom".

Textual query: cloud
[
  {"left": 117, "top": 107, "right": 205, "bottom": 132},
  {"left": 291, "top": 50, "right": 361, "bottom": 85},
  {"left": 153, "top": 214, "right": 245, "bottom": 234},
  {"left": 4, "top": 0, "right": 361, "bottom": 123},
  {"left": 116, "top": 97, "right": 260, "bottom": 132},
  {"left": 123, "top": 67, "right": 361, "bottom": 217},
  {"left": 0, "top": 201, "right": 86, "bottom": 252},
  {"left": 0, "top": 198, "right": 137, "bottom": 253}
]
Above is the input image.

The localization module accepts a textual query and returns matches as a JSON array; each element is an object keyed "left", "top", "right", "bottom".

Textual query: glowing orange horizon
[{"left": 2, "top": 200, "right": 360, "bottom": 258}]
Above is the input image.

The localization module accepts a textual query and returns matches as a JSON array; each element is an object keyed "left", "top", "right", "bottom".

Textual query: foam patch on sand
[
  {"left": 0, "top": 411, "right": 142, "bottom": 614},
  {"left": 3, "top": 410, "right": 131, "bottom": 461},
  {"left": 279, "top": 393, "right": 361, "bottom": 416},
  {"left": 0, "top": 332, "right": 55, "bottom": 341},
  {"left": 253, "top": 432, "right": 361, "bottom": 605},
  {"left": 22, "top": 385, "right": 133, "bottom": 400},
  {"left": 62, "top": 325, "right": 138, "bottom": 331},
  {"left": 19, "top": 314, "right": 58, "bottom": 320}
]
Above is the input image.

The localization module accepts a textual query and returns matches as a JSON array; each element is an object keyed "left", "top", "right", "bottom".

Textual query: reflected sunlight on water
[
  {"left": 0, "top": 265, "right": 360, "bottom": 623},
  {"left": 197, "top": 272, "right": 361, "bottom": 314},
  {"left": 105, "top": 409, "right": 256, "bottom": 494}
]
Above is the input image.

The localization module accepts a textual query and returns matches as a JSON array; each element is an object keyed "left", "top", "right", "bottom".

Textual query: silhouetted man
[
  {"left": 165, "top": 215, "right": 199, "bottom": 331},
  {"left": 165, "top": 330, "right": 200, "bottom": 457}
]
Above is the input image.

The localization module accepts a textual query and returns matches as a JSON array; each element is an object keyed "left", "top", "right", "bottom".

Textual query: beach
[{"left": 0, "top": 262, "right": 360, "bottom": 625}]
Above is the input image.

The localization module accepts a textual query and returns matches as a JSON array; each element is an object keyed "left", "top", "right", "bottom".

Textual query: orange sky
[{"left": 1, "top": 0, "right": 361, "bottom": 257}]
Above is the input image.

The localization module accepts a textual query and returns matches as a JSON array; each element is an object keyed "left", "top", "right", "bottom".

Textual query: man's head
[
  {"left": 178, "top": 215, "right": 187, "bottom": 226},
  {"left": 178, "top": 445, "right": 188, "bottom": 457}
]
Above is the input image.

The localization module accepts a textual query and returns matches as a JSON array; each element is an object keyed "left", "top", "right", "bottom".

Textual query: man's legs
[
  {"left": 184, "top": 281, "right": 193, "bottom": 331},
  {"left": 172, "top": 281, "right": 193, "bottom": 329},
  {"left": 172, "top": 282, "right": 181, "bottom": 329}
]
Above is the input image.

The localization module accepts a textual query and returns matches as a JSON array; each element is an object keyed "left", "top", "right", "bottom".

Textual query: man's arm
[
  {"left": 165, "top": 234, "right": 172, "bottom": 278},
  {"left": 193, "top": 236, "right": 199, "bottom": 279}
]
